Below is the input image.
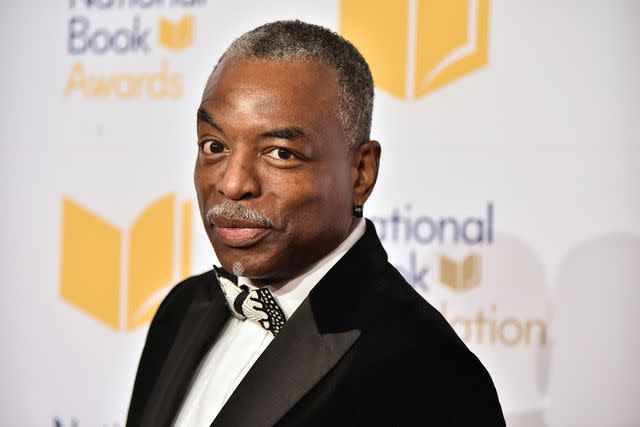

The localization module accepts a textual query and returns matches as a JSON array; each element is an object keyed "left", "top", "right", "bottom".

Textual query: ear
[{"left": 351, "top": 140, "right": 381, "bottom": 206}]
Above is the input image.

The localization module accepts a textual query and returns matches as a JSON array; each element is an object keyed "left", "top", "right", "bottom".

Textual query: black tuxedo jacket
[{"left": 126, "top": 221, "right": 505, "bottom": 426}]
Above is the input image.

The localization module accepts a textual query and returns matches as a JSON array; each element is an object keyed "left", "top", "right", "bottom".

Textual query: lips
[{"left": 210, "top": 217, "right": 271, "bottom": 248}]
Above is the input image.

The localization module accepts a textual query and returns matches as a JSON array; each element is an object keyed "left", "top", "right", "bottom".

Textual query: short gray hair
[{"left": 212, "top": 20, "right": 374, "bottom": 151}]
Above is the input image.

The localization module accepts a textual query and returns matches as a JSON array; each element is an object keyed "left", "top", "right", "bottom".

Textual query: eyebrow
[
  {"left": 197, "top": 108, "right": 223, "bottom": 133},
  {"left": 261, "top": 127, "right": 306, "bottom": 140},
  {"left": 198, "top": 108, "right": 307, "bottom": 141}
]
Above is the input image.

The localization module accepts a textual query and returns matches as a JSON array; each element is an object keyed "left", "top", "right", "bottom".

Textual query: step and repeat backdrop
[{"left": 1, "top": 1, "right": 639, "bottom": 426}]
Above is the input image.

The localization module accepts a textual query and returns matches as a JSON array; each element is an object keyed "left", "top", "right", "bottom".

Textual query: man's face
[{"left": 195, "top": 58, "right": 357, "bottom": 285}]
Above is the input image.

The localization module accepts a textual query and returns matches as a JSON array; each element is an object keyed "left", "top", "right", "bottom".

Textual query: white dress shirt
[{"left": 172, "top": 219, "right": 366, "bottom": 427}]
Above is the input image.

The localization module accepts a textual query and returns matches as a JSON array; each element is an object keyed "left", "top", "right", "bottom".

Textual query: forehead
[{"left": 201, "top": 58, "right": 340, "bottom": 123}]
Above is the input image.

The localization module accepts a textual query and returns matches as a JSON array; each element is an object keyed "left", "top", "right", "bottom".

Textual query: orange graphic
[
  {"left": 340, "top": 0, "right": 490, "bottom": 99},
  {"left": 158, "top": 15, "right": 195, "bottom": 50},
  {"left": 60, "top": 194, "right": 192, "bottom": 331},
  {"left": 440, "top": 253, "right": 482, "bottom": 291}
]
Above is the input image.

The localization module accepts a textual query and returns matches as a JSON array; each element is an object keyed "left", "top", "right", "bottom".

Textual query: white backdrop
[{"left": 1, "top": 1, "right": 639, "bottom": 426}]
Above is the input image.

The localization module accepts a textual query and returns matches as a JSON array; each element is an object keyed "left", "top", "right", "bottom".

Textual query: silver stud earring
[{"left": 353, "top": 205, "right": 363, "bottom": 218}]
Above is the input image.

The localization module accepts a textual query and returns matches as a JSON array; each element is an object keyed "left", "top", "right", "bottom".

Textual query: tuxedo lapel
[
  {"left": 212, "top": 220, "right": 388, "bottom": 427},
  {"left": 140, "top": 284, "right": 231, "bottom": 427},
  {"left": 211, "top": 297, "right": 360, "bottom": 427}
]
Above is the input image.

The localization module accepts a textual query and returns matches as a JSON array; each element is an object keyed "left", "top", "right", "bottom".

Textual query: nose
[{"left": 217, "top": 149, "right": 261, "bottom": 200}]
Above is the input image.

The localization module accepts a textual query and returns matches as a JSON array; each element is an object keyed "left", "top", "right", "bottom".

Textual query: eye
[
  {"left": 200, "top": 140, "right": 226, "bottom": 154},
  {"left": 265, "top": 147, "right": 296, "bottom": 161}
]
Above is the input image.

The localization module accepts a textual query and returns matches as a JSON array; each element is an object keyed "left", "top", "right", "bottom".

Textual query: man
[{"left": 127, "top": 20, "right": 505, "bottom": 427}]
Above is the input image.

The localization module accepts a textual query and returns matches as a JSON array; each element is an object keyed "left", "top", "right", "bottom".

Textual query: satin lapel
[
  {"left": 211, "top": 297, "right": 360, "bottom": 427},
  {"left": 141, "top": 285, "right": 230, "bottom": 427}
]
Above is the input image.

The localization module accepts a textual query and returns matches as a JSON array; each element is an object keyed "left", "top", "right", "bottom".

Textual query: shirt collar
[{"left": 238, "top": 218, "right": 366, "bottom": 318}]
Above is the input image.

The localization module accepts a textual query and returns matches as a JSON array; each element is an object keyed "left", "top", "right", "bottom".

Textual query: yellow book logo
[
  {"left": 60, "top": 194, "right": 193, "bottom": 331},
  {"left": 440, "top": 253, "right": 482, "bottom": 291},
  {"left": 158, "top": 15, "right": 195, "bottom": 50},
  {"left": 339, "top": 0, "right": 490, "bottom": 99}
]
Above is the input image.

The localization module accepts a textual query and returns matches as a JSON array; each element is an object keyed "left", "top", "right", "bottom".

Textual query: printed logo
[
  {"left": 158, "top": 15, "right": 195, "bottom": 50},
  {"left": 439, "top": 253, "right": 481, "bottom": 291},
  {"left": 372, "top": 203, "right": 548, "bottom": 348},
  {"left": 64, "top": 1, "right": 206, "bottom": 100},
  {"left": 64, "top": 60, "right": 182, "bottom": 99},
  {"left": 339, "top": 0, "right": 490, "bottom": 99},
  {"left": 60, "top": 194, "right": 193, "bottom": 331},
  {"left": 371, "top": 202, "right": 493, "bottom": 291},
  {"left": 436, "top": 244, "right": 548, "bottom": 348}
]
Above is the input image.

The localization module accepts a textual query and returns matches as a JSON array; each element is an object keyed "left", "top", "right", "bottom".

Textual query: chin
[{"left": 217, "top": 251, "right": 271, "bottom": 278}]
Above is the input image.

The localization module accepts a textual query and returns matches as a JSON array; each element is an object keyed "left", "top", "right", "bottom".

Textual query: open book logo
[
  {"left": 60, "top": 194, "right": 193, "bottom": 331},
  {"left": 339, "top": 0, "right": 490, "bottom": 99},
  {"left": 158, "top": 15, "right": 195, "bottom": 50},
  {"left": 439, "top": 253, "right": 482, "bottom": 291}
]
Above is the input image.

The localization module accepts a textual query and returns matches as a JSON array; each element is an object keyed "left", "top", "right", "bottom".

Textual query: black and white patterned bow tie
[{"left": 213, "top": 266, "right": 287, "bottom": 336}]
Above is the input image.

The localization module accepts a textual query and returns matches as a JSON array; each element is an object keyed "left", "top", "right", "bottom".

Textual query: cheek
[
  {"left": 193, "top": 166, "right": 204, "bottom": 213},
  {"left": 261, "top": 174, "right": 315, "bottom": 229},
  {"left": 194, "top": 165, "right": 227, "bottom": 231},
  {"left": 269, "top": 175, "right": 315, "bottom": 215},
  {"left": 275, "top": 170, "right": 351, "bottom": 227},
  {"left": 194, "top": 165, "right": 210, "bottom": 217}
]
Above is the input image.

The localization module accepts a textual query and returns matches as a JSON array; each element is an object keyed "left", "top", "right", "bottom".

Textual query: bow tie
[{"left": 213, "top": 266, "right": 287, "bottom": 336}]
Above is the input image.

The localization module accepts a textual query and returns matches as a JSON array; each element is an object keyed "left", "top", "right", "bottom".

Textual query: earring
[{"left": 353, "top": 204, "right": 363, "bottom": 218}]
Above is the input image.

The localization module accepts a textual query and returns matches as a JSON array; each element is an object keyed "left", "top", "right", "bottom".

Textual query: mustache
[{"left": 206, "top": 200, "right": 273, "bottom": 228}]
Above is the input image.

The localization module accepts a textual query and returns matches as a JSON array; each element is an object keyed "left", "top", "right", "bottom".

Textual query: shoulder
[
  {"left": 127, "top": 270, "right": 218, "bottom": 425},
  {"left": 372, "top": 262, "right": 490, "bottom": 368},
  {"left": 365, "top": 262, "right": 468, "bottom": 353},
  {"left": 363, "top": 263, "right": 505, "bottom": 424},
  {"left": 150, "top": 269, "right": 217, "bottom": 326}
]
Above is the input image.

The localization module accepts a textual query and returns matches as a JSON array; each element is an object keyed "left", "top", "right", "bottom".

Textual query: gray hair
[
  {"left": 210, "top": 20, "right": 374, "bottom": 151},
  {"left": 206, "top": 200, "right": 273, "bottom": 228}
]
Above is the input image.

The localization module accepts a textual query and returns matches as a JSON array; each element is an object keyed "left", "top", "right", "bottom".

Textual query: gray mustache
[{"left": 206, "top": 200, "right": 273, "bottom": 228}]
